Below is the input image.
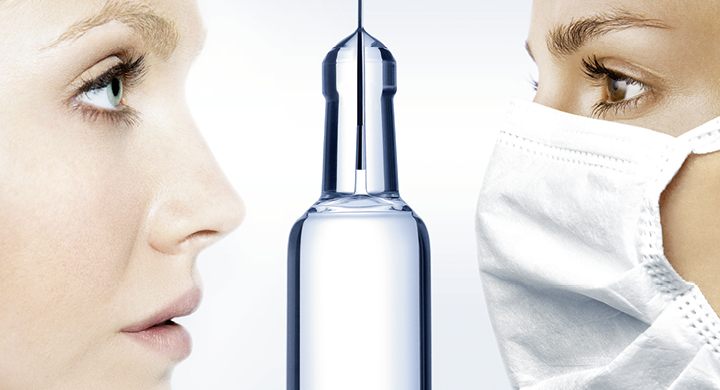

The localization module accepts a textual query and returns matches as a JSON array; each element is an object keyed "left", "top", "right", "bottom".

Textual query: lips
[{"left": 121, "top": 286, "right": 202, "bottom": 360}]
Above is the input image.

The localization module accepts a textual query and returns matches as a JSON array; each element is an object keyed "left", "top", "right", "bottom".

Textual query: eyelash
[
  {"left": 581, "top": 56, "right": 648, "bottom": 118},
  {"left": 529, "top": 76, "right": 539, "bottom": 91},
  {"left": 73, "top": 55, "right": 147, "bottom": 126}
]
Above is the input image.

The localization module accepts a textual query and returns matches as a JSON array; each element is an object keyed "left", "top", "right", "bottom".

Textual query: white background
[{"left": 175, "top": 0, "right": 535, "bottom": 388}]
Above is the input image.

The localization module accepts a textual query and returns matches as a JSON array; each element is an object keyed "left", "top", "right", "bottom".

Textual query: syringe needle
[{"left": 355, "top": 0, "right": 365, "bottom": 171}]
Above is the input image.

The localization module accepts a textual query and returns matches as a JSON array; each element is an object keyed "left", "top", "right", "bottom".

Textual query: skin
[
  {"left": 528, "top": 0, "right": 720, "bottom": 313},
  {"left": 0, "top": 0, "right": 243, "bottom": 389}
]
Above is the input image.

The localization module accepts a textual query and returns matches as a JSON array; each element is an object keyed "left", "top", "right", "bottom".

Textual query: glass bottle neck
[{"left": 320, "top": 28, "right": 399, "bottom": 199}]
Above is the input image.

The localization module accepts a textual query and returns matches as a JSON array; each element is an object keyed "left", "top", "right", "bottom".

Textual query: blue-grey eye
[{"left": 78, "top": 76, "right": 123, "bottom": 109}]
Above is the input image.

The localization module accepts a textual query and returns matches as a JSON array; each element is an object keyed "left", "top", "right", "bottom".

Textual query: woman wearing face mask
[
  {"left": 0, "top": 0, "right": 243, "bottom": 389},
  {"left": 477, "top": 0, "right": 720, "bottom": 388}
]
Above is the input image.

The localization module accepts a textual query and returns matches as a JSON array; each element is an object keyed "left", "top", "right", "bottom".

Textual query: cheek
[
  {"left": 617, "top": 93, "right": 720, "bottom": 136},
  {"left": 660, "top": 152, "right": 720, "bottom": 315},
  {"left": 0, "top": 117, "right": 148, "bottom": 378}
]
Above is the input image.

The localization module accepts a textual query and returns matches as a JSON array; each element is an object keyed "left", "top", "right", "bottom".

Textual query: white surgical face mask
[{"left": 476, "top": 99, "right": 720, "bottom": 389}]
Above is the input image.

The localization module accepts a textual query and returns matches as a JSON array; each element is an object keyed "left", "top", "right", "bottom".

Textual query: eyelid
[
  {"left": 580, "top": 56, "right": 658, "bottom": 119},
  {"left": 68, "top": 54, "right": 147, "bottom": 126},
  {"left": 590, "top": 94, "right": 650, "bottom": 118},
  {"left": 77, "top": 55, "right": 146, "bottom": 94},
  {"left": 581, "top": 56, "right": 662, "bottom": 90},
  {"left": 582, "top": 56, "right": 631, "bottom": 82}
]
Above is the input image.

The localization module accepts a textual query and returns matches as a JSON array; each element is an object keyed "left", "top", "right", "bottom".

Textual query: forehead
[
  {"left": 0, "top": 0, "right": 199, "bottom": 54},
  {"left": 526, "top": 0, "right": 720, "bottom": 71},
  {"left": 0, "top": 0, "right": 204, "bottom": 63},
  {"left": 529, "top": 0, "right": 720, "bottom": 41}
]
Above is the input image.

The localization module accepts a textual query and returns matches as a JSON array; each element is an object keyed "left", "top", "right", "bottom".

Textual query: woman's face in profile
[
  {"left": 528, "top": 0, "right": 720, "bottom": 136},
  {"left": 527, "top": 0, "right": 720, "bottom": 313},
  {"left": 0, "top": 0, "right": 243, "bottom": 388}
]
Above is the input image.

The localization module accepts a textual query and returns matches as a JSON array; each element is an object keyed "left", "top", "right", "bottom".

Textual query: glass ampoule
[{"left": 287, "top": 3, "right": 431, "bottom": 389}]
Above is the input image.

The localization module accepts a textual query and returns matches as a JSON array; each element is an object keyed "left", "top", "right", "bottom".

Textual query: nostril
[
  {"left": 149, "top": 229, "right": 222, "bottom": 256},
  {"left": 184, "top": 230, "right": 218, "bottom": 240},
  {"left": 180, "top": 229, "right": 220, "bottom": 246},
  {"left": 145, "top": 187, "right": 243, "bottom": 256}
]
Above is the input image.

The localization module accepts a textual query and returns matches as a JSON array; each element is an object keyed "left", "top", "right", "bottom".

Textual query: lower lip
[{"left": 123, "top": 321, "right": 192, "bottom": 361}]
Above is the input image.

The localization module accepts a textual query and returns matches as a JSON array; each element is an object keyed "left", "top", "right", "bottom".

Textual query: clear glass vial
[{"left": 286, "top": 7, "right": 431, "bottom": 390}]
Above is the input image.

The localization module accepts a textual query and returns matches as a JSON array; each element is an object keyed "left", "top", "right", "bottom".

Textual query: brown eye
[{"left": 606, "top": 77, "right": 646, "bottom": 102}]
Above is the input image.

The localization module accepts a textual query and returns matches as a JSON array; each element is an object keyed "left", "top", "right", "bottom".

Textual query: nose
[{"left": 144, "top": 111, "right": 244, "bottom": 256}]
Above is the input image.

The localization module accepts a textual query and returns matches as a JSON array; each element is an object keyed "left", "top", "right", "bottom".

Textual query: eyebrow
[
  {"left": 45, "top": 0, "right": 180, "bottom": 60},
  {"left": 545, "top": 9, "right": 669, "bottom": 58}
]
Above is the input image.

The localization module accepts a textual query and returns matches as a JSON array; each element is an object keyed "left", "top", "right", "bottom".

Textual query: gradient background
[{"left": 175, "top": 0, "right": 535, "bottom": 388}]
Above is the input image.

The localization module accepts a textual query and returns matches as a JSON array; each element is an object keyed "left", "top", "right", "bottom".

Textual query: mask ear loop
[
  {"left": 642, "top": 117, "right": 720, "bottom": 258},
  {"left": 646, "top": 141, "right": 691, "bottom": 209},
  {"left": 645, "top": 125, "right": 720, "bottom": 293},
  {"left": 636, "top": 139, "right": 691, "bottom": 298},
  {"left": 657, "top": 122, "right": 720, "bottom": 354}
]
